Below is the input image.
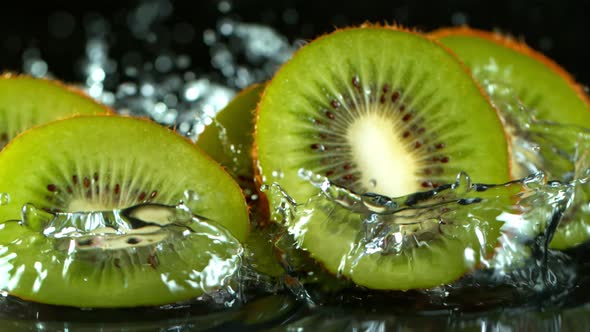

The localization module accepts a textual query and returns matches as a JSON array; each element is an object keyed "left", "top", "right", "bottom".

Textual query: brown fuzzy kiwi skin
[
  {"left": 2, "top": 113, "right": 251, "bottom": 240},
  {"left": 251, "top": 24, "right": 514, "bottom": 288},
  {"left": 0, "top": 72, "right": 115, "bottom": 115},
  {"left": 429, "top": 26, "right": 590, "bottom": 110}
]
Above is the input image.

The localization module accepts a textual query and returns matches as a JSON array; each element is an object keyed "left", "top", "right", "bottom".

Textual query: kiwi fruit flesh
[
  {"left": 0, "top": 115, "right": 249, "bottom": 307},
  {"left": 431, "top": 27, "right": 590, "bottom": 250},
  {"left": 0, "top": 74, "right": 111, "bottom": 148},
  {"left": 197, "top": 83, "right": 265, "bottom": 182},
  {"left": 431, "top": 28, "right": 590, "bottom": 128},
  {"left": 255, "top": 26, "right": 511, "bottom": 289},
  {"left": 0, "top": 204, "right": 242, "bottom": 308}
]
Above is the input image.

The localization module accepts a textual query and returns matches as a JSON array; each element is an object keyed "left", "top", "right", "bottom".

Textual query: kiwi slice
[
  {"left": 0, "top": 115, "right": 249, "bottom": 307},
  {"left": 196, "top": 83, "right": 287, "bottom": 277},
  {"left": 431, "top": 27, "right": 590, "bottom": 249},
  {"left": 255, "top": 26, "right": 511, "bottom": 289},
  {"left": 197, "top": 83, "right": 265, "bottom": 181},
  {"left": 0, "top": 74, "right": 111, "bottom": 148},
  {"left": 431, "top": 27, "right": 590, "bottom": 128}
]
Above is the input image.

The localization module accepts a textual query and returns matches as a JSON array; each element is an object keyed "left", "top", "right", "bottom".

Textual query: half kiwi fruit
[
  {"left": 0, "top": 74, "right": 111, "bottom": 148},
  {"left": 0, "top": 115, "right": 249, "bottom": 307},
  {"left": 255, "top": 26, "right": 511, "bottom": 290},
  {"left": 431, "top": 27, "right": 590, "bottom": 250}
]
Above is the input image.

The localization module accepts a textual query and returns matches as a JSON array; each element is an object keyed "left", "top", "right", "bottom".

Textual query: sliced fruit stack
[{"left": 0, "top": 22, "right": 588, "bottom": 307}]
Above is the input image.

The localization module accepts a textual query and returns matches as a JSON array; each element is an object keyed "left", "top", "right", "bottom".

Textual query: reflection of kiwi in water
[
  {"left": 255, "top": 26, "right": 511, "bottom": 290},
  {"left": 0, "top": 115, "right": 249, "bottom": 307},
  {"left": 431, "top": 27, "right": 590, "bottom": 250},
  {"left": 0, "top": 74, "right": 111, "bottom": 148}
]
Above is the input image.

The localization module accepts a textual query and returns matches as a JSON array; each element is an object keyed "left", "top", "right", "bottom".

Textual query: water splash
[
  {"left": 260, "top": 169, "right": 579, "bottom": 305},
  {"left": 0, "top": 201, "right": 243, "bottom": 308},
  {"left": 0, "top": 194, "right": 9, "bottom": 206},
  {"left": 483, "top": 78, "right": 590, "bottom": 249}
]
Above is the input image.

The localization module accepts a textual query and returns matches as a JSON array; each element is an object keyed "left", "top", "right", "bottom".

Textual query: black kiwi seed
[{"left": 127, "top": 237, "right": 141, "bottom": 245}]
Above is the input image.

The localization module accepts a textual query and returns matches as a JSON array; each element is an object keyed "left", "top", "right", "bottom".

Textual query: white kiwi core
[
  {"left": 346, "top": 112, "right": 421, "bottom": 197},
  {"left": 68, "top": 199, "right": 114, "bottom": 212}
]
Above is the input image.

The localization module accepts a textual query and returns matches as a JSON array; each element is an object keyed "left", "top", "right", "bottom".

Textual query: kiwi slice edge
[{"left": 0, "top": 73, "right": 112, "bottom": 148}]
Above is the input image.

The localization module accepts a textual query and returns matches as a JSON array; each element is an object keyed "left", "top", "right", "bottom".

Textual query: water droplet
[
  {"left": 0, "top": 193, "right": 10, "bottom": 205},
  {"left": 88, "top": 83, "right": 103, "bottom": 98},
  {"left": 154, "top": 102, "right": 167, "bottom": 114},
  {"left": 140, "top": 83, "right": 155, "bottom": 97},
  {"left": 155, "top": 55, "right": 173, "bottom": 73},
  {"left": 21, "top": 203, "right": 54, "bottom": 232},
  {"left": 89, "top": 66, "right": 106, "bottom": 82},
  {"left": 219, "top": 19, "right": 234, "bottom": 36},
  {"left": 271, "top": 170, "right": 284, "bottom": 179},
  {"left": 176, "top": 55, "right": 191, "bottom": 69},
  {"left": 183, "top": 190, "right": 200, "bottom": 209},
  {"left": 217, "top": 0, "right": 232, "bottom": 13},
  {"left": 203, "top": 29, "right": 217, "bottom": 45},
  {"left": 26, "top": 59, "right": 48, "bottom": 77},
  {"left": 179, "top": 121, "right": 191, "bottom": 133},
  {"left": 184, "top": 79, "right": 207, "bottom": 101}
]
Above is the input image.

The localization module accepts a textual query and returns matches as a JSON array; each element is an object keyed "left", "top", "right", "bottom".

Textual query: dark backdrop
[{"left": 0, "top": 0, "right": 589, "bottom": 84}]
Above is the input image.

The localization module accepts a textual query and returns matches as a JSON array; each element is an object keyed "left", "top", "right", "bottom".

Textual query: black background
[{"left": 0, "top": 0, "right": 589, "bottom": 85}]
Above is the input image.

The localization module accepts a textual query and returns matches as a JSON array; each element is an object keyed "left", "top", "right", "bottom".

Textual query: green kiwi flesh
[
  {"left": 432, "top": 28, "right": 590, "bottom": 250},
  {"left": 197, "top": 83, "right": 265, "bottom": 181},
  {"left": 0, "top": 115, "right": 249, "bottom": 307},
  {"left": 255, "top": 27, "right": 511, "bottom": 289},
  {"left": 432, "top": 28, "right": 590, "bottom": 127},
  {"left": 0, "top": 206, "right": 242, "bottom": 308},
  {"left": 0, "top": 74, "right": 110, "bottom": 148}
]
